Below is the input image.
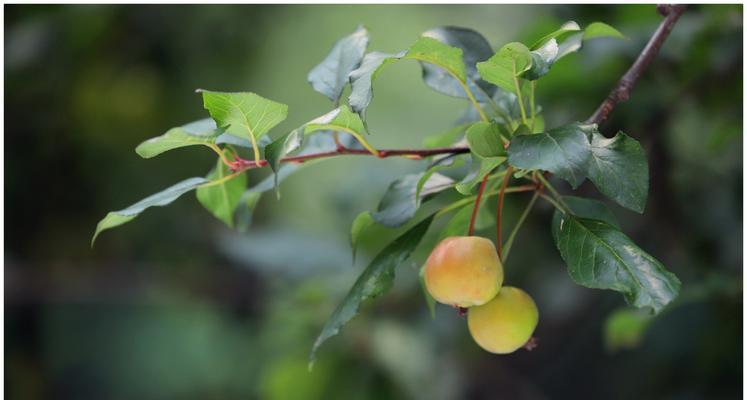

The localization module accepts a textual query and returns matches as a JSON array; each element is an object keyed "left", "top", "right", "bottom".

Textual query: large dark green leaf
[
  {"left": 552, "top": 212, "right": 680, "bottom": 313},
  {"left": 310, "top": 215, "right": 434, "bottom": 366},
  {"left": 563, "top": 196, "right": 620, "bottom": 228},
  {"left": 507, "top": 122, "right": 594, "bottom": 188},
  {"left": 476, "top": 42, "right": 532, "bottom": 95},
  {"left": 91, "top": 177, "right": 208, "bottom": 246},
  {"left": 372, "top": 172, "right": 454, "bottom": 228},
  {"left": 199, "top": 90, "right": 288, "bottom": 141},
  {"left": 196, "top": 152, "right": 247, "bottom": 227},
  {"left": 587, "top": 130, "right": 649, "bottom": 213},
  {"left": 308, "top": 25, "right": 369, "bottom": 103},
  {"left": 420, "top": 26, "right": 495, "bottom": 99}
]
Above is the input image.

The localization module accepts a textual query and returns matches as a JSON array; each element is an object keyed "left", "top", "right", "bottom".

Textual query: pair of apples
[{"left": 423, "top": 236, "right": 538, "bottom": 354}]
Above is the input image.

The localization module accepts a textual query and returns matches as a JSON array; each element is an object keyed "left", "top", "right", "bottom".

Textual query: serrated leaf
[
  {"left": 455, "top": 156, "right": 504, "bottom": 195},
  {"left": 348, "top": 51, "right": 406, "bottom": 121},
  {"left": 196, "top": 151, "right": 247, "bottom": 227},
  {"left": 420, "top": 26, "right": 495, "bottom": 99},
  {"left": 507, "top": 122, "right": 594, "bottom": 188},
  {"left": 135, "top": 119, "right": 223, "bottom": 158},
  {"left": 476, "top": 42, "right": 532, "bottom": 95},
  {"left": 264, "top": 128, "right": 304, "bottom": 197},
  {"left": 372, "top": 173, "right": 454, "bottom": 228},
  {"left": 530, "top": 21, "right": 582, "bottom": 50},
  {"left": 350, "top": 211, "right": 374, "bottom": 263},
  {"left": 466, "top": 121, "right": 506, "bottom": 159},
  {"left": 310, "top": 215, "right": 434, "bottom": 367},
  {"left": 199, "top": 90, "right": 288, "bottom": 141},
  {"left": 91, "top": 177, "right": 208, "bottom": 246},
  {"left": 308, "top": 25, "right": 369, "bottom": 103},
  {"left": 584, "top": 22, "right": 625, "bottom": 40},
  {"left": 587, "top": 130, "right": 649, "bottom": 213},
  {"left": 563, "top": 196, "right": 620, "bottom": 228},
  {"left": 552, "top": 213, "right": 680, "bottom": 313}
]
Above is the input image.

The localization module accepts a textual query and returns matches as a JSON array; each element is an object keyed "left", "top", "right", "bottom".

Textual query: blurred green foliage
[{"left": 6, "top": 4, "right": 742, "bottom": 399}]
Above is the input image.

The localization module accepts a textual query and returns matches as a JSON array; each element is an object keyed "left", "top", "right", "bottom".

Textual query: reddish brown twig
[
  {"left": 468, "top": 173, "right": 491, "bottom": 236},
  {"left": 496, "top": 166, "right": 513, "bottom": 260},
  {"left": 587, "top": 4, "right": 687, "bottom": 125}
]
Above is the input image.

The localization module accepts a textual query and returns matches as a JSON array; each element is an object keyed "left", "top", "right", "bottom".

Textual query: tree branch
[
  {"left": 230, "top": 4, "right": 685, "bottom": 173},
  {"left": 586, "top": 4, "right": 687, "bottom": 125}
]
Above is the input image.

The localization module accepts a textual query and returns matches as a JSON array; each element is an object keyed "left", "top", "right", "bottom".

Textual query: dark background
[{"left": 5, "top": 4, "right": 743, "bottom": 399}]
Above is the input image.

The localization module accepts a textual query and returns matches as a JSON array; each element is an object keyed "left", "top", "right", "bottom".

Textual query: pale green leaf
[
  {"left": 196, "top": 152, "right": 247, "bottom": 227},
  {"left": 350, "top": 211, "right": 374, "bottom": 263},
  {"left": 199, "top": 90, "right": 288, "bottom": 140},
  {"left": 476, "top": 42, "right": 532, "bottom": 94},
  {"left": 584, "top": 22, "right": 625, "bottom": 40},
  {"left": 135, "top": 119, "right": 222, "bottom": 159},
  {"left": 466, "top": 121, "right": 507, "bottom": 159}
]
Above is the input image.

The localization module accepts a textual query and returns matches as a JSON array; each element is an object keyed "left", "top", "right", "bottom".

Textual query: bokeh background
[{"left": 5, "top": 4, "right": 743, "bottom": 399}]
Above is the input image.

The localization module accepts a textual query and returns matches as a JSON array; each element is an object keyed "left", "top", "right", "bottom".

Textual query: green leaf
[
  {"left": 196, "top": 152, "right": 247, "bottom": 227},
  {"left": 455, "top": 156, "right": 504, "bottom": 195},
  {"left": 530, "top": 21, "right": 581, "bottom": 50},
  {"left": 552, "top": 213, "right": 680, "bottom": 313},
  {"left": 476, "top": 42, "right": 532, "bottom": 95},
  {"left": 350, "top": 211, "right": 374, "bottom": 263},
  {"left": 310, "top": 215, "right": 434, "bottom": 366},
  {"left": 199, "top": 90, "right": 288, "bottom": 141},
  {"left": 91, "top": 177, "right": 208, "bottom": 246},
  {"left": 348, "top": 51, "right": 406, "bottom": 120},
  {"left": 135, "top": 119, "right": 223, "bottom": 158},
  {"left": 423, "top": 123, "right": 472, "bottom": 148},
  {"left": 308, "top": 25, "right": 369, "bottom": 103},
  {"left": 584, "top": 22, "right": 625, "bottom": 40},
  {"left": 264, "top": 128, "right": 304, "bottom": 197},
  {"left": 420, "top": 27, "right": 495, "bottom": 99},
  {"left": 305, "top": 105, "right": 366, "bottom": 137},
  {"left": 563, "top": 196, "right": 620, "bottom": 229},
  {"left": 603, "top": 308, "right": 652, "bottom": 352},
  {"left": 406, "top": 36, "right": 466, "bottom": 82},
  {"left": 349, "top": 36, "right": 469, "bottom": 121},
  {"left": 587, "top": 130, "right": 649, "bottom": 213},
  {"left": 466, "top": 121, "right": 506, "bottom": 159},
  {"left": 507, "top": 122, "right": 594, "bottom": 188},
  {"left": 372, "top": 172, "right": 454, "bottom": 228}
]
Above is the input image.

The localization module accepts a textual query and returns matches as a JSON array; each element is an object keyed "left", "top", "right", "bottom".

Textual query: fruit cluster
[{"left": 423, "top": 236, "right": 538, "bottom": 354}]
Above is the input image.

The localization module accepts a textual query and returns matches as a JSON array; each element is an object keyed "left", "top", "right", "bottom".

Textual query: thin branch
[
  {"left": 468, "top": 173, "right": 491, "bottom": 236},
  {"left": 224, "top": 4, "right": 685, "bottom": 174},
  {"left": 496, "top": 166, "right": 513, "bottom": 260},
  {"left": 586, "top": 4, "right": 687, "bottom": 125}
]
